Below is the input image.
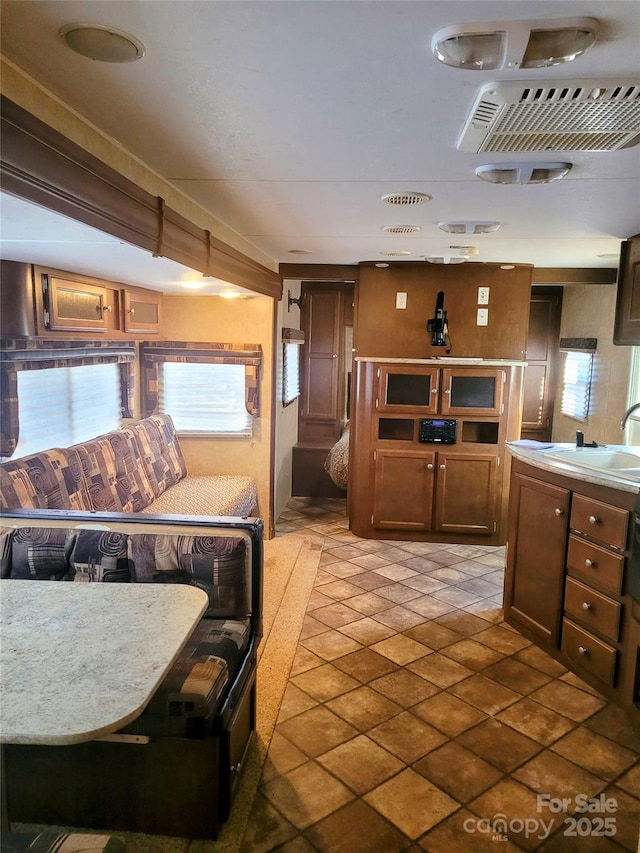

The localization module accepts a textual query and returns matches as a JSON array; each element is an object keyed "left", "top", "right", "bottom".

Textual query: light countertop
[{"left": 356, "top": 357, "right": 527, "bottom": 366}]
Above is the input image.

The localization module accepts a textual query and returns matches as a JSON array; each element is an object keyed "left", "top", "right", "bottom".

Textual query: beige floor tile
[
  {"left": 317, "top": 734, "right": 405, "bottom": 795},
  {"left": 407, "top": 651, "right": 475, "bottom": 687},
  {"left": 412, "top": 692, "right": 487, "bottom": 737},
  {"left": 290, "top": 662, "right": 360, "bottom": 702},
  {"left": 372, "top": 605, "right": 427, "bottom": 630},
  {"left": 298, "top": 614, "right": 329, "bottom": 640},
  {"left": 404, "top": 620, "right": 464, "bottom": 649},
  {"left": 414, "top": 741, "right": 502, "bottom": 802},
  {"left": 417, "top": 807, "right": 522, "bottom": 852},
  {"left": 456, "top": 718, "right": 542, "bottom": 772},
  {"left": 551, "top": 727, "right": 638, "bottom": 781},
  {"left": 368, "top": 710, "right": 447, "bottom": 763},
  {"left": 345, "top": 591, "right": 395, "bottom": 615},
  {"left": 400, "top": 575, "right": 449, "bottom": 594},
  {"left": 374, "top": 583, "right": 424, "bottom": 603},
  {"left": 496, "top": 696, "right": 577, "bottom": 746},
  {"left": 372, "top": 563, "right": 419, "bottom": 581},
  {"left": 289, "top": 645, "right": 325, "bottom": 677},
  {"left": 306, "top": 589, "right": 336, "bottom": 611},
  {"left": 440, "top": 638, "right": 504, "bottom": 671},
  {"left": 371, "top": 633, "right": 431, "bottom": 665},
  {"left": 238, "top": 790, "right": 298, "bottom": 853},
  {"left": 336, "top": 616, "right": 396, "bottom": 645},
  {"left": 514, "top": 644, "right": 569, "bottom": 677},
  {"left": 512, "top": 750, "right": 606, "bottom": 806},
  {"left": 473, "top": 624, "right": 532, "bottom": 654},
  {"left": 300, "top": 629, "right": 362, "bottom": 661},
  {"left": 277, "top": 683, "right": 319, "bottom": 723},
  {"left": 434, "top": 611, "right": 496, "bottom": 636},
  {"left": 364, "top": 768, "right": 458, "bottom": 839},
  {"left": 529, "top": 680, "right": 607, "bottom": 722},
  {"left": 261, "top": 760, "right": 355, "bottom": 831},
  {"left": 261, "top": 731, "right": 309, "bottom": 783},
  {"left": 320, "top": 559, "right": 367, "bottom": 579},
  {"left": 312, "top": 601, "right": 365, "bottom": 628},
  {"left": 469, "top": 778, "right": 556, "bottom": 850},
  {"left": 403, "top": 595, "right": 458, "bottom": 619},
  {"left": 326, "top": 684, "right": 403, "bottom": 731},
  {"left": 277, "top": 705, "right": 358, "bottom": 757},
  {"left": 431, "top": 587, "right": 485, "bottom": 608},
  {"left": 347, "top": 570, "right": 396, "bottom": 591},
  {"left": 369, "top": 668, "right": 441, "bottom": 707},
  {"left": 331, "top": 646, "right": 398, "bottom": 683},
  {"left": 584, "top": 705, "right": 640, "bottom": 753},
  {"left": 303, "top": 799, "right": 410, "bottom": 852},
  {"left": 483, "top": 657, "right": 553, "bottom": 695},
  {"left": 616, "top": 763, "right": 640, "bottom": 799},
  {"left": 449, "top": 673, "right": 522, "bottom": 715},
  {"left": 600, "top": 786, "right": 640, "bottom": 852},
  {"left": 319, "top": 579, "right": 367, "bottom": 600}
]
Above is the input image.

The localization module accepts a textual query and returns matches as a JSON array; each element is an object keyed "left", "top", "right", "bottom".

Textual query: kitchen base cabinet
[
  {"left": 505, "top": 458, "right": 639, "bottom": 721},
  {"left": 434, "top": 452, "right": 498, "bottom": 535},
  {"left": 372, "top": 450, "right": 435, "bottom": 531}
]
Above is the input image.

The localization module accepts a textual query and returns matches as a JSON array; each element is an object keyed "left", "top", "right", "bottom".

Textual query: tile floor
[{"left": 240, "top": 498, "right": 640, "bottom": 852}]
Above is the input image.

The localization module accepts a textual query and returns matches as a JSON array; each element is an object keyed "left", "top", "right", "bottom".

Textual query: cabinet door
[
  {"left": 123, "top": 289, "right": 162, "bottom": 334},
  {"left": 372, "top": 450, "right": 435, "bottom": 531},
  {"left": 521, "top": 288, "right": 562, "bottom": 441},
  {"left": 434, "top": 452, "right": 498, "bottom": 535},
  {"left": 300, "top": 288, "right": 342, "bottom": 442},
  {"left": 505, "top": 473, "right": 570, "bottom": 646},
  {"left": 440, "top": 368, "right": 504, "bottom": 416},
  {"left": 613, "top": 234, "right": 640, "bottom": 345},
  {"left": 45, "top": 275, "right": 109, "bottom": 332},
  {"left": 376, "top": 365, "right": 439, "bottom": 414}
]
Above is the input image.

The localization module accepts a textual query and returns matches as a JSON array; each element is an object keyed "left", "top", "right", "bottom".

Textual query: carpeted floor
[{"left": 9, "top": 532, "right": 324, "bottom": 853}]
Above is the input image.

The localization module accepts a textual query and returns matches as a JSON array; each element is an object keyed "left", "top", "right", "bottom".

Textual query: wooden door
[
  {"left": 299, "top": 287, "right": 342, "bottom": 442},
  {"left": 614, "top": 234, "right": 640, "bottom": 345},
  {"left": 372, "top": 449, "right": 435, "bottom": 531},
  {"left": 504, "top": 472, "right": 570, "bottom": 646},
  {"left": 433, "top": 452, "right": 498, "bottom": 535},
  {"left": 521, "top": 287, "right": 562, "bottom": 441}
]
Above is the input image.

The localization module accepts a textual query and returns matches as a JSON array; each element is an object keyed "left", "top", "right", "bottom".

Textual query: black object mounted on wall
[{"left": 427, "top": 290, "right": 450, "bottom": 348}]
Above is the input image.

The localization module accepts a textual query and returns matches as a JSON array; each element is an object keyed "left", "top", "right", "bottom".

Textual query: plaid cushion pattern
[
  {"left": 10, "top": 527, "right": 76, "bottom": 580},
  {"left": 70, "top": 529, "right": 131, "bottom": 582}
]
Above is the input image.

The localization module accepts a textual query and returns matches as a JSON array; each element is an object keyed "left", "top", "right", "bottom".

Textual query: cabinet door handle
[
  {"left": 582, "top": 602, "right": 591, "bottom": 610},
  {"left": 101, "top": 305, "right": 113, "bottom": 313},
  {"left": 439, "top": 464, "right": 446, "bottom": 469},
  {"left": 578, "top": 646, "right": 589, "bottom": 655},
  {"left": 554, "top": 508, "right": 564, "bottom": 516},
  {"left": 427, "top": 463, "right": 434, "bottom": 469},
  {"left": 444, "top": 388, "right": 451, "bottom": 396},
  {"left": 431, "top": 388, "right": 438, "bottom": 395},
  {"left": 128, "top": 307, "right": 136, "bottom": 315},
  {"left": 585, "top": 558, "right": 595, "bottom": 567},
  {"left": 588, "top": 515, "right": 598, "bottom": 524}
]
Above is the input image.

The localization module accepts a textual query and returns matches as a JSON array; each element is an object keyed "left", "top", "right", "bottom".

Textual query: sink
[{"left": 544, "top": 447, "right": 640, "bottom": 481}]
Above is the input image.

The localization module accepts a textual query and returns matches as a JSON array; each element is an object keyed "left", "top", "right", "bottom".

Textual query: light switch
[
  {"left": 477, "top": 308, "right": 489, "bottom": 326},
  {"left": 396, "top": 292, "right": 407, "bottom": 309},
  {"left": 478, "top": 286, "right": 490, "bottom": 305}
]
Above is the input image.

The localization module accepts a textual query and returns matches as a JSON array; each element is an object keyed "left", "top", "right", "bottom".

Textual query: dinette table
[{"left": 0, "top": 579, "right": 208, "bottom": 825}]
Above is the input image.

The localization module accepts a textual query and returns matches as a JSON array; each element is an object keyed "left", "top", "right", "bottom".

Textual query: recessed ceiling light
[
  {"left": 375, "top": 263, "right": 390, "bottom": 268},
  {"left": 450, "top": 245, "right": 480, "bottom": 256},
  {"left": 288, "top": 248, "right": 313, "bottom": 255},
  {"left": 424, "top": 256, "right": 467, "bottom": 265},
  {"left": 59, "top": 23, "right": 145, "bottom": 62},
  {"left": 475, "top": 162, "right": 572, "bottom": 184},
  {"left": 597, "top": 253, "right": 619, "bottom": 259},
  {"left": 382, "top": 225, "right": 422, "bottom": 234},
  {"left": 381, "top": 192, "right": 431, "bottom": 206},
  {"left": 500, "top": 265, "right": 516, "bottom": 270},
  {"left": 431, "top": 17, "right": 598, "bottom": 70},
  {"left": 180, "top": 280, "right": 208, "bottom": 290},
  {"left": 438, "top": 221, "right": 501, "bottom": 234}
]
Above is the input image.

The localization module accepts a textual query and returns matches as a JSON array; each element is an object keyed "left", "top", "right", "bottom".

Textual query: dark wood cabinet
[
  {"left": 520, "top": 287, "right": 562, "bottom": 441},
  {"left": 372, "top": 449, "right": 435, "bottom": 531},
  {"left": 614, "top": 234, "right": 640, "bottom": 345},
  {"left": 434, "top": 451, "right": 499, "bottom": 535},
  {"left": 504, "top": 472, "right": 569, "bottom": 646}
]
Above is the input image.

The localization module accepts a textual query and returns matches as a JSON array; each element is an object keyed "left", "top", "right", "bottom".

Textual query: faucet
[{"left": 621, "top": 402, "right": 640, "bottom": 430}]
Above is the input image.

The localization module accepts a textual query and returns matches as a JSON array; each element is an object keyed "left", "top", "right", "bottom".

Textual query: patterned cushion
[
  {"left": 128, "top": 533, "right": 249, "bottom": 618},
  {"left": 70, "top": 529, "right": 131, "bottom": 582},
  {"left": 0, "top": 526, "right": 13, "bottom": 578},
  {"left": 0, "top": 831, "right": 126, "bottom": 852},
  {"left": 73, "top": 436, "right": 154, "bottom": 513},
  {"left": 127, "top": 414, "right": 187, "bottom": 498},
  {"left": 141, "top": 475, "right": 257, "bottom": 518},
  {"left": 10, "top": 526, "right": 76, "bottom": 580},
  {"left": 0, "top": 448, "right": 91, "bottom": 511},
  {"left": 120, "top": 618, "right": 249, "bottom": 737}
]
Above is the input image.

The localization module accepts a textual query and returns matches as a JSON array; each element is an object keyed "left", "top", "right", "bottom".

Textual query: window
[
  {"left": 13, "top": 363, "right": 121, "bottom": 457},
  {"left": 282, "top": 327, "right": 304, "bottom": 407},
  {"left": 560, "top": 350, "right": 593, "bottom": 421},
  {"left": 159, "top": 362, "right": 252, "bottom": 436}
]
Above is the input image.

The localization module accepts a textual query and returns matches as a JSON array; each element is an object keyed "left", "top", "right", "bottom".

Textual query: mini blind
[
  {"left": 561, "top": 351, "right": 593, "bottom": 421},
  {"left": 14, "top": 363, "right": 121, "bottom": 458},
  {"left": 282, "top": 341, "right": 302, "bottom": 405},
  {"left": 160, "top": 362, "right": 252, "bottom": 435}
]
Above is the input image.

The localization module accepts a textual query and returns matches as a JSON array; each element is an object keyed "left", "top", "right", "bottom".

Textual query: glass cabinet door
[
  {"left": 123, "top": 289, "right": 162, "bottom": 334},
  {"left": 377, "top": 366, "right": 439, "bottom": 414},
  {"left": 440, "top": 368, "right": 505, "bottom": 416},
  {"left": 46, "top": 276, "right": 109, "bottom": 332}
]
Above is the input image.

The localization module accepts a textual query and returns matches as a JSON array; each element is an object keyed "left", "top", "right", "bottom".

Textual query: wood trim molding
[
  {"left": 532, "top": 267, "right": 617, "bottom": 285},
  {"left": 0, "top": 96, "right": 282, "bottom": 300},
  {"left": 280, "top": 263, "right": 358, "bottom": 282}
]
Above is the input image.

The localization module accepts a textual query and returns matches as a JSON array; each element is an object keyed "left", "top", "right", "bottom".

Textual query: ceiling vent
[
  {"left": 380, "top": 250, "right": 412, "bottom": 257},
  {"left": 382, "top": 225, "right": 421, "bottom": 234},
  {"left": 381, "top": 192, "right": 431, "bottom": 206},
  {"left": 458, "top": 79, "right": 640, "bottom": 153}
]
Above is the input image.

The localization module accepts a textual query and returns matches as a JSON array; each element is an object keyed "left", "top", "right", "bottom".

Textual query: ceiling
[{"left": 1, "top": 0, "right": 639, "bottom": 291}]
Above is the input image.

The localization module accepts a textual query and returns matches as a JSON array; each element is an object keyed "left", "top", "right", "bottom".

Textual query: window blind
[
  {"left": 282, "top": 341, "right": 302, "bottom": 406},
  {"left": 160, "top": 362, "right": 252, "bottom": 435},
  {"left": 561, "top": 351, "right": 593, "bottom": 421},
  {"left": 14, "top": 363, "right": 121, "bottom": 457}
]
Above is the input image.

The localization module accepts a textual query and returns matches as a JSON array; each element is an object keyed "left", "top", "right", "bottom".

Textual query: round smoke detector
[
  {"left": 382, "top": 225, "right": 422, "bottom": 235},
  {"left": 381, "top": 192, "right": 431, "bottom": 206}
]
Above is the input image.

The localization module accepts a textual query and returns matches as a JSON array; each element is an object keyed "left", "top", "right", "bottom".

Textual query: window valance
[
  {"left": 141, "top": 341, "right": 262, "bottom": 418},
  {"left": 0, "top": 339, "right": 136, "bottom": 458}
]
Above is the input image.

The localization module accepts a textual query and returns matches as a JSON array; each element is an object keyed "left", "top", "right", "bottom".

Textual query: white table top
[{"left": 0, "top": 580, "right": 208, "bottom": 745}]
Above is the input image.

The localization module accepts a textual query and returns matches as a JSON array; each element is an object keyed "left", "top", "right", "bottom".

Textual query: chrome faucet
[{"left": 621, "top": 402, "right": 640, "bottom": 430}]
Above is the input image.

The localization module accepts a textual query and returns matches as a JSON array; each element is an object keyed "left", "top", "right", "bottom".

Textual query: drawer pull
[
  {"left": 584, "top": 558, "right": 595, "bottom": 567},
  {"left": 578, "top": 646, "right": 589, "bottom": 655},
  {"left": 588, "top": 515, "right": 598, "bottom": 524},
  {"left": 554, "top": 508, "right": 564, "bottom": 517},
  {"left": 582, "top": 602, "right": 591, "bottom": 610}
]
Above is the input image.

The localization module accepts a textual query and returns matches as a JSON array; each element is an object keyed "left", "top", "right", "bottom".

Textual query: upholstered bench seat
[{"left": 140, "top": 474, "right": 257, "bottom": 519}]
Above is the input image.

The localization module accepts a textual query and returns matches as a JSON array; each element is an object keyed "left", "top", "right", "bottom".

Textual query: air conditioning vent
[
  {"left": 381, "top": 192, "right": 431, "bottom": 206},
  {"left": 382, "top": 225, "right": 421, "bottom": 234},
  {"left": 458, "top": 79, "right": 640, "bottom": 153}
]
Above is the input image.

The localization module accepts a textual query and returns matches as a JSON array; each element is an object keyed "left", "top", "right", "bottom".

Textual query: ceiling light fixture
[
  {"left": 431, "top": 17, "right": 598, "bottom": 71},
  {"left": 475, "top": 162, "right": 572, "bottom": 184},
  {"left": 59, "top": 23, "right": 146, "bottom": 62},
  {"left": 423, "top": 256, "right": 467, "bottom": 265},
  {"left": 288, "top": 248, "right": 313, "bottom": 255},
  {"left": 381, "top": 192, "right": 431, "bottom": 206},
  {"left": 438, "top": 221, "right": 501, "bottom": 234}
]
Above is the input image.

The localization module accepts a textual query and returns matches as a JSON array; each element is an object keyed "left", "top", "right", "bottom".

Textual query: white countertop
[
  {"left": 0, "top": 581, "right": 208, "bottom": 745},
  {"left": 356, "top": 357, "right": 527, "bottom": 366},
  {"left": 507, "top": 442, "right": 640, "bottom": 494}
]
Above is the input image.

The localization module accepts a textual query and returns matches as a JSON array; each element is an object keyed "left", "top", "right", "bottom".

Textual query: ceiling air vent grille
[
  {"left": 458, "top": 79, "right": 640, "bottom": 153},
  {"left": 381, "top": 192, "right": 431, "bottom": 206},
  {"left": 382, "top": 225, "right": 421, "bottom": 234}
]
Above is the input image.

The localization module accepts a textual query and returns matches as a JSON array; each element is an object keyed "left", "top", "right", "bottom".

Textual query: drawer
[
  {"left": 564, "top": 577, "right": 622, "bottom": 642},
  {"left": 566, "top": 535, "right": 625, "bottom": 596},
  {"left": 570, "top": 495, "right": 629, "bottom": 550},
  {"left": 561, "top": 618, "right": 617, "bottom": 686}
]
